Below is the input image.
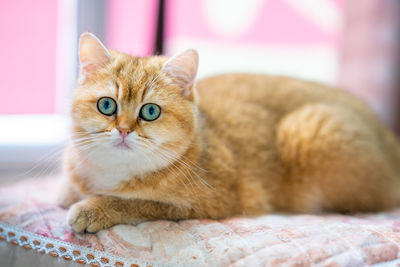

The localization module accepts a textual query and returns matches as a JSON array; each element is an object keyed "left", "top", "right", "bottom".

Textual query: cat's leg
[
  {"left": 276, "top": 103, "right": 400, "bottom": 212},
  {"left": 67, "top": 196, "right": 193, "bottom": 233},
  {"left": 56, "top": 173, "right": 84, "bottom": 208}
]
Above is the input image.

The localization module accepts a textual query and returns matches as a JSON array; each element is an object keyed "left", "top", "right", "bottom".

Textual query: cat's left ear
[{"left": 162, "top": 49, "right": 199, "bottom": 98}]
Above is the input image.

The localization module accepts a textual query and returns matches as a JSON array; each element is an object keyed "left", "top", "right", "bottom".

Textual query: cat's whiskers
[
  {"left": 70, "top": 138, "right": 97, "bottom": 146},
  {"left": 73, "top": 143, "right": 99, "bottom": 154},
  {"left": 146, "top": 140, "right": 209, "bottom": 173},
  {"left": 71, "top": 131, "right": 109, "bottom": 141},
  {"left": 161, "top": 154, "right": 215, "bottom": 194},
  {"left": 158, "top": 142, "right": 210, "bottom": 173},
  {"left": 135, "top": 136, "right": 214, "bottom": 195},
  {"left": 165, "top": 163, "right": 193, "bottom": 194},
  {"left": 70, "top": 138, "right": 103, "bottom": 150},
  {"left": 70, "top": 135, "right": 105, "bottom": 147},
  {"left": 131, "top": 138, "right": 200, "bottom": 195},
  {"left": 71, "top": 131, "right": 98, "bottom": 137},
  {"left": 154, "top": 143, "right": 215, "bottom": 192},
  {"left": 153, "top": 149, "right": 200, "bottom": 197},
  {"left": 19, "top": 143, "right": 67, "bottom": 179},
  {"left": 69, "top": 134, "right": 110, "bottom": 163},
  {"left": 17, "top": 130, "right": 101, "bottom": 179},
  {"left": 23, "top": 150, "right": 64, "bottom": 180},
  {"left": 72, "top": 138, "right": 110, "bottom": 156},
  {"left": 70, "top": 136, "right": 96, "bottom": 143},
  {"left": 132, "top": 139, "right": 193, "bottom": 194},
  {"left": 69, "top": 143, "right": 103, "bottom": 171}
]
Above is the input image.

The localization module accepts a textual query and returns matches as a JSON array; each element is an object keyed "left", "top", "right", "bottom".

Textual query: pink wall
[
  {"left": 106, "top": 0, "right": 159, "bottom": 57},
  {"left": 0, "top": 0, "right": 57, "bottom": 114},
  {"left": 166, "top": 0, "right": 344, "bottom": 46}
]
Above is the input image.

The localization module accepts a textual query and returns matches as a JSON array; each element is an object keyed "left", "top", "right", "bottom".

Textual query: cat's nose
[{"left": 117, "top": 127, "right": 131, "bottom": 139}]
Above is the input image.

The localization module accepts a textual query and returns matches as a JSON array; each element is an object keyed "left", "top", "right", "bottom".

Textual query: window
[{"left": 0, "top": 0, "right": 70, "bottom": 179}]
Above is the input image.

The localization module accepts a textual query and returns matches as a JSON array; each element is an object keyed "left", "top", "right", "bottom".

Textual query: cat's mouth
[{"left": 114, "top": 140, "right": 132, "bottom": 150}]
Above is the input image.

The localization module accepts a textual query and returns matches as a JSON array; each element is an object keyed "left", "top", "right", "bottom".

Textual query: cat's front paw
[{"left": 67, "top": 200, "right": 115, "bottom": 233}]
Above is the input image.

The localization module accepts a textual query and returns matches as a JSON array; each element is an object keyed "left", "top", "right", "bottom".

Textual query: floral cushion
[{"left": 1, "top": 176, "right": 400, "bottom": 266}]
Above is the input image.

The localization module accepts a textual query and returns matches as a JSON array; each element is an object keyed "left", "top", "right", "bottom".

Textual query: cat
[{"left": 57, "top": 32, "right": 400, "bottom": 233}]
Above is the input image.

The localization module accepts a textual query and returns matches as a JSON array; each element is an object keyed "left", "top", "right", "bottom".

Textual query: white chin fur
[{"left": 73, "top": 129, "right": 173, "bottom": 190}]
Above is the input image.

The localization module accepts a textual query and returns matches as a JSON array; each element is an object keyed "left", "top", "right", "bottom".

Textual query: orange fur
[{"left": 58, "top": 33, "right": 400, "bottom": 233}]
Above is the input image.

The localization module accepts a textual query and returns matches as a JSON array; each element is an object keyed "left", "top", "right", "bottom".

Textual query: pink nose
[{"left": 117, "top": 127, "right": 131, "bottom": 139}]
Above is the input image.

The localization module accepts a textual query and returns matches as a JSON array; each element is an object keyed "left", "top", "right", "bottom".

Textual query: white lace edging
[{"left": 0, "top": 222, "right": 168, "bottom": 267}]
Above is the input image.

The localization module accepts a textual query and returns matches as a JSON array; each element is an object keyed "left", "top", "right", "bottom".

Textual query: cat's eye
[
  {"left": 97, "top": 97, "right": 117, "bottom": 116},
  {"left": 139, "top": 103, "right": 161, "bottom": 121}
]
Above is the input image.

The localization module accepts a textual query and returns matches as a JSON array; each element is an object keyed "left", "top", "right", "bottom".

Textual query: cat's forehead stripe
[
  {"left": 111, "top": 59, "right": 133, "bottom": 102},
  {"left": 107, "top": 81, "right": 117, "bottom": 95},
  {"left": 118, "top": 81, "right": 122, "bottom": 99}
]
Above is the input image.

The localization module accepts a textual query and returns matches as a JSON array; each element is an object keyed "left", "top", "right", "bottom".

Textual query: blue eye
[
  {"left": 140, "top": 103, "right": 161, "bottom": 121},
  {"left": 97, "top": 97, "right": 117, "bottom": 116}
]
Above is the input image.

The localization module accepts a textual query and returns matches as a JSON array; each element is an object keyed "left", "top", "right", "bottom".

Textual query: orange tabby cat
[{"left": 58, "top": 32, "right": 400, "bottom": 233}]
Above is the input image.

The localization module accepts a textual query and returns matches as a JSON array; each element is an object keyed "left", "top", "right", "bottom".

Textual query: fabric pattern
[{"left": 1, "top": 176, "right": 400, "bottom": 266}]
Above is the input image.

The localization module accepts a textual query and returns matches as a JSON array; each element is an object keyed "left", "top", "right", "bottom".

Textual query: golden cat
[{"left": 57, "top": 32, "right": 400, "bottom": 233}]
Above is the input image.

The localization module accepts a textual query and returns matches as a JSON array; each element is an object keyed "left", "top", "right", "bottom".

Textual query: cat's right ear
[
  {"left": 78, "top": 32, "right": 111, "bottom": 83},
  {"left": 162, "top": 49, "right": 199, "bottom": 99}
]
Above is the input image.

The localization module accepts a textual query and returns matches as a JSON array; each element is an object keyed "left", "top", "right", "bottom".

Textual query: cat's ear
[
  {"left": 78, "top": 32, "right": 111, "bottom": 82},
  {"left": 162, "top": 49, "right": 199, "bottom": 97}
]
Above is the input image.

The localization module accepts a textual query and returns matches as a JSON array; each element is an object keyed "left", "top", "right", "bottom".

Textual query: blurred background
[{"left": 0, "top": 0, "right": 399, "bottom": 183}]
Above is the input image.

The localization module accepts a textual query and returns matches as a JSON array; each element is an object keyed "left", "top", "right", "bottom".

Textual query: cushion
[{"left": 1, "top": 176, "right": 400, "bottom": 266}]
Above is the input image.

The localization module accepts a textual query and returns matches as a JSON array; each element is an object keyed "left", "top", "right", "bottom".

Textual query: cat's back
[
  {"left": 195, "top": 73, "right": 390, "bottom": 161},
  {"left": 196, "top": 73, "right": 365, "bottom": 117}
]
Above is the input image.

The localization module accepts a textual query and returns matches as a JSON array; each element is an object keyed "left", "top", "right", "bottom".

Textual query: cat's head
[{"left": 70, "top": 32, "right": 199, "bottom": 176}]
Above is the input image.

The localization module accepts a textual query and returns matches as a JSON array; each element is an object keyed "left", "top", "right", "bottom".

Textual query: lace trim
[{"left": 0, "top": 222, "right": 167, "bottom": 267}]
